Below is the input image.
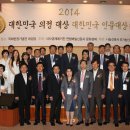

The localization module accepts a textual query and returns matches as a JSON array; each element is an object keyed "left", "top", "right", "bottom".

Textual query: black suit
[
  {"left": 120, "top": 72, "right": 130, "bottom": 123},
  {"left": 44, "top": 54, "right": 61, "bottom": 75},
  {"left": 109, "top": 54, "right": 125, "bottom": 72},
  {"left": 48, "top": 73, "right": 62, "bottom": 123},
  {"left": 105, "top": 71, "right": 122, "bottom": 124},
  {"left": 32, "top": 72, "right": 48, "bottom": 123},
  {"left": 93, "top": 54, "right": 109, "bottom": 71},
  {"left": 14, "top": 73, "right": 32, "bottom": 124},
  {"left": 61, "top": 53, "right": 78, "bottom": 74},
  {"left": 90, "top": 69, "right": 106, "bottom": 123},
  {"left": 28, "top": 57, "right": 45, "bottom": 75}
]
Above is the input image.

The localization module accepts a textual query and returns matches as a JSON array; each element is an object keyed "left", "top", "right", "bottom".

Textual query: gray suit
[
  {"left": 90, "top": 69, "right": 106, "bottom": 123},
  {"left": 61, "top": 77, "right": 78, "bottom": 111},
  {"left": 75, "top": 70, "right": 93, "bottom": 123}
]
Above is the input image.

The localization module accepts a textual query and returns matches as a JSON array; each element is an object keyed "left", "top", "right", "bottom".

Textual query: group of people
[{"left": 0, "top": 42, "right": 130, "bottom": 127}]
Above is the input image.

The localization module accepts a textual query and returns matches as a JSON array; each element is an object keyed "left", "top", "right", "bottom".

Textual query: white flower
[
  {"left": 72, "top": 57, "right": 75, "bottom": 60},
  {"left": 86, "top": 75, "right": 89, "bottom": 78}
]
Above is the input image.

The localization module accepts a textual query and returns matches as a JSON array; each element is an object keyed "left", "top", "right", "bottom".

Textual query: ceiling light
[
  {"left": 83, "top": 0, "right": 88, "bottom": 4},
  {"left": 47, "top": 0, "right": 52, "bottom": 3},
  {"left": 100, "top": 0, "right": 107, "bottom": 4},
  {"left": 10, "top": 0, "right": 15, "bottom": 2},
  {"left": 27, "top": 0, "right": 34, "bottom": 2},
  {"left": 118, "top": 1, "right": 123, "bottom": 4}
]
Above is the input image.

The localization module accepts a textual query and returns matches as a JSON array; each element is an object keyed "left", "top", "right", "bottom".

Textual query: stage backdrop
[{"left": 0, "top": 4, "right": 130, "bottom": 46}]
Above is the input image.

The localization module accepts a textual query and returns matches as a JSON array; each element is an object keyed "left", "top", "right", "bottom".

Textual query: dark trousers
[
  {"left": 90, "top": 96, "right": 103, "bottom": 123},
  {"left": 35, "top": 93, "right": 46, "bottom": 123},
  {"left": 18, "top": 100, "right": 30, "bottom": 124},
  {"left": 50, "top": 95, "right": 62, "bottom": 123},
  {"left": 105, "top": 90, "right": 119, "bottom": 123},
  {"left": 128, "top": 99, "right": 130, "bottom": 122},
  {"left": 119, "top": 92, "right": 129, "bottom": 122}
]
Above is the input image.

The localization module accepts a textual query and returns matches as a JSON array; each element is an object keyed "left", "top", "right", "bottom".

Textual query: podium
[{"left": 0, "top": 108, "right": 19, "bottom": 126}]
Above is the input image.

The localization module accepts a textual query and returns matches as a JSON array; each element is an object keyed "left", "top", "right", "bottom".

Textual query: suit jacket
[
  {"left": 61, "top": 76, "right": 78, "bottom": 110},
  {"left": 61, "top": 53, "right": 78, "bottom": 74},
  {"left": 89, "top": 51, "right": 98, "bottom": 61},
  {"left": 93, "top": 54, "right": 109, "bottom": 71},
  {"left": 75, "top": 70, "right": 93, "bottom": 98},
  {"left": 32, "top": 72, "right": 47, "bottom": 98},
  {"left": 47, "top": 73, "right": 62, "bottom": 99},
  {"left": 122, "top": 72, "right": 130, "bottom": 98},
  {"left": 28, "top": 57, "right": 45, "bottom": 75},
  {"left": 105, "top": 71, "right": 123, "bottom": 96},
  {"left": 14, "top": 73, "right": 32, "bottom": 102},
  {"left": 44, "top": 54, "right": 61, "bottom": 74},
  {"left": 91, "top": 69, "right": 106, "bottom": 97},
  {"left": 123, "top": 53, "right": 130, "bottom": 70},
  {"left": 109, "top": 54, "right": 125, "bottom": 72}
]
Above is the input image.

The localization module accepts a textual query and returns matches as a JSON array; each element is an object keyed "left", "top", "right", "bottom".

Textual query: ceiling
[{"left": 0, "top": 0, "right": 130, "bottom": 5}]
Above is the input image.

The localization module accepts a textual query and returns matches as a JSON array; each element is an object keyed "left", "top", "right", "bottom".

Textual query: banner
[{"left": 0, "top": 4, "right": 130, "bottom": 46}]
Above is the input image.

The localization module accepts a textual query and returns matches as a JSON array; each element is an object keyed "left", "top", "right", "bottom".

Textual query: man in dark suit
[
  {"left": 14, "top": 63, "right": 32, "bottom": 126},
  {"left": 44, "top": 45, "right": 61, "bottom": 75},
  {"left": 28, "top": 49, "right": 45, "bottom": 75},
  {"left": 90, "top": 59, "right": 106, "bottom": 126},
  {"left": 48, "top": 65, "right": 63, "bottom": 126},
  {"left": 58, "top": 46, "right": 64, "bottom": 57},
  {"left": 40, "top": 47, "right": 46, "bottom": 59},
  {"left": 93, "top": 45, "right": 109, "bottom": 71},
  {"left": 103, "top": 61, "right": 123, "bottom": 127},
  {"left": 87, "top": 42, "right": 98, "bottom": 62},
  {"left": 26, "top": 46, "right": 34, "bottom": 60},
  {"left": 32, "top": 62, "right": 48, "bottom": 125},
  {"left": 105, "top": 43, "right": 112, "bottom": 56},
  {"left": 109, "top": 45, "right": 125, "bottom": 72},
  {"left": 119, "top": 62, "right": 130, "bottom": 125},
  {"left": 61, "top": 43, "right": 78, "bottom": 75},
  {"left": 123, "top": 45, "right": 130, "bottom": 71}
]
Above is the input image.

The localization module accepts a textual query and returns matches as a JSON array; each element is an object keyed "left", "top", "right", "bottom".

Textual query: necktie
[
  {"left": 56, "top": 74, "right": 60, "bottom": 83},
  {"left": 51, "top": 55, "right": 54, "bottom": 63},
  {"left": 89, "top": 52, "right": 92, "bottom": 61},
  {"left": 115, "top": 55, "right": 118, "bottom": 64},
  {"left": 68, "top": 54, "right": 71, "bottom": 62},
  {"left": 100, "top": 54, "right": 104, "bottom": 65},
  {"left": 36, "top": 58, "right": 39, "bottom": 63},
  {"left": 110, "top": 72, "right": 114, "bottom": 91},
  {"left": 81, "top": 70, "right": 85, "bottom": 82},
  {"left": 38, "top": 74, "right": 42, "bottom": 92},
  {"left": 122, "top": 72, "right": 126, "bottom": 82},
  {"left": 125, "top": 54, "right": 128, "bottom": 62}
]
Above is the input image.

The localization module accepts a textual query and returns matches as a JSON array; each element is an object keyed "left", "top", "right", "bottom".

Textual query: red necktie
[
  {"left": 81, "top": 70, "right": 85, "bottom": 82},
  {"left": 89, "top": 52, "right": 92, "bottom": 61},
  {"left": 125, "top": 54, "right": 128, "bottom": 62}
]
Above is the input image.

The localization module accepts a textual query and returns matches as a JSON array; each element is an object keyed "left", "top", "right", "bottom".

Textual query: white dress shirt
[
  {"left": 22, "top": 73, "right": 27, "bottom": 85},
  {"left": 93, "top": 69, "right": 98, "bottom": 81},
  {"left": 122, "top": 71, "right": 128, "bottom": 82},
  {"left": 67, "top": 53, "right": 72, "bottom": 62},
  {"left": 114, "top": 54, "right": 119, "bottom": 63},
  {"left": 50, "top": 54, "right": 55, "bottom": 67}
]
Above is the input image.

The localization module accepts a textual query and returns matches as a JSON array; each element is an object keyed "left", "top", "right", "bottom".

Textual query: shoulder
[
  {"left": 93, "top": 51, "right": 98, "bottom": 55},
  {"left": 44, "top": 54, "right": 50, "bottom": 58},
  {"left": 15, "top": 73, "right": 21, "bottom": 78},
  {"left": 62, "top": 53, "right": 67, "bottom": 57},
  {"left": 72, "top": 53, "right": 78, "bottom": 57},
  {"left": 119, "top": 54, "right": 125, "bottom": 58}
]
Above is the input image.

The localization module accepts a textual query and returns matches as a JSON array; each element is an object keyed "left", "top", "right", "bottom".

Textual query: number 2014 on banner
[{"left": 59, "top": 8, "right": 80, "bottom": 16}]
